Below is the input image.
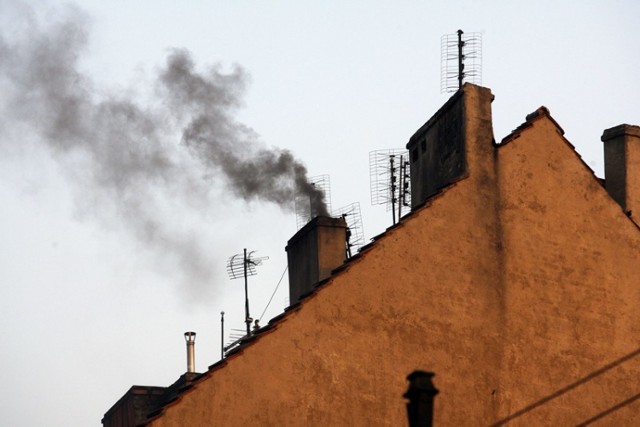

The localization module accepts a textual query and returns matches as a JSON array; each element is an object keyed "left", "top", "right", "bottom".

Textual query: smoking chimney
[
  {"left": 285, "top": 216, "right": 347, "bottom": 305},
  {"left": 184, "top": 332, "right": 196, "bottom": 373},
  {"left": 602, "top": 124, "right": 640, "bottom": 223}
]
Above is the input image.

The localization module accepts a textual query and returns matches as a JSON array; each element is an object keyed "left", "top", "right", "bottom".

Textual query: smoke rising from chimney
[
  {"left": 0, "top": 4, "right": 327, "bottom": 295},
  {"left": 159, "top": 50, "right": 328, "bottom": 215}
]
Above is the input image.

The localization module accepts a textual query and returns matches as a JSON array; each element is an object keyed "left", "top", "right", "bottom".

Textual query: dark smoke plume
[
  {"left": 159, "top": 50, "right": 328, "bottom": 215},
  {"left": 0, "top": 4, "right": 326, "bottom": 295}
]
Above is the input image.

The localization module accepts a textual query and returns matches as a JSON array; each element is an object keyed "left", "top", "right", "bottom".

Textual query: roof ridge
[{"left": 501, "top": 106, "right": 565, "bottom": 145}]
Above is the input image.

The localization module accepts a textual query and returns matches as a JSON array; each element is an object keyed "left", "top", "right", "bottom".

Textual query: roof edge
[{"left": 501, "top": 106, "right": 565, "bottom": 145}]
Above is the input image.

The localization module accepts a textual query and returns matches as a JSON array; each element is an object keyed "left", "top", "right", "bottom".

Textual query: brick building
[{"left": 103, "top": 84, "right": 640, "bottom": 426}]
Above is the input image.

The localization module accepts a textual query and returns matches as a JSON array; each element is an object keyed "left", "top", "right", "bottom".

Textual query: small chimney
[
  {"left": 404, "top": 371, "right": 439, "bottom": 427},
  {"left": 602, "top": 124, "right": 640, "bottom": 222},
  {"left": 184, "top": 331, "right": 196, "bottom": 373},
  {"left": 285, "top": 216, "right": 347, "bottom": 305}
]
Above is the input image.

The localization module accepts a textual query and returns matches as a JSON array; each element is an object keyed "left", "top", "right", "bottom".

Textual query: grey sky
[{"left": 0, "top": 1, "right": 638, "bottom": 425}]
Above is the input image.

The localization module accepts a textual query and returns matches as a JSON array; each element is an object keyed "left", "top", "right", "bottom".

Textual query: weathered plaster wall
[
  {"left": 494, "top": 114, "right": 640, "bottom": 425},
  {"left": 146, "top": 85, "right": 640, "bottom": 426}
]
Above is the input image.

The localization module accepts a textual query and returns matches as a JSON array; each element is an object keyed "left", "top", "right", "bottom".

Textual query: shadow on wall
[{"left": 491, "top": 347, "right": 640, "bottom": 426}]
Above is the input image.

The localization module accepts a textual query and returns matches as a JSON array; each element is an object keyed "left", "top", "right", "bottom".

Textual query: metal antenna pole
[
  {"left": 441, "top": 29, "right": 481, "bottom": 93},
  {"left": 457, "top": 29, "right": 464, "bottom": 90},
  {"left": 226, "top": 249, "right": 268, "bottom": 340},
  {"left": 309, "top": 182, "right": 315, "bottom": 220},
  {"left": 370, "top": 149, "right": 410, "bottom": 229},
  {"left": 403, "top": 158, "right": 411, "bottom": 210},
  {"left": 243, "top": 248, "right": 251, "bottom": 336},
  {"left": 398, "top": 155, "right": 404, "bottom": 222},
  {"left": 220, "top": 311, "right": 225, "bottom": 359},
  {"left": 390, "top": 155, "right": 397, "bottom": 225}
]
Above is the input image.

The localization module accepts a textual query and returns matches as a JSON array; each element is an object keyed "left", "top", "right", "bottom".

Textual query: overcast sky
[{"left": 1, "top": 1, "right": 638, "bottom": 425}]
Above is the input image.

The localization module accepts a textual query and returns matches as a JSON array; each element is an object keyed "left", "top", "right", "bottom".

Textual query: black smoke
[
  {"left": 0, "top": 4, "right": 326, "bottom": 294},
  {"left": 159, "top": 50, "right": 328, "bottom": 215}
]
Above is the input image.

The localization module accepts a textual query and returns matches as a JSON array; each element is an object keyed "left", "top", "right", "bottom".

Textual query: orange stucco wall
[
  {"left": 493, "top": 114, "right": 640, "bottom": 424},
  {"left": 147, "top": 85, "right": 640, "bottom": 426}
]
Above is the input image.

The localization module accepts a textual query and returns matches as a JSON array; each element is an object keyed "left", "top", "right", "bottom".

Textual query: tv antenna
[
  {"left": 226, "top": 249, "right": 268, "bottom": 336},
  {"left": 223, "top": 327, "right": 248, "bottom": 356},
  {"left": 333, "top": 202, "right": 365, "bottom": 258},
  {"left": 370, "top": 149, "right": 411, "bottom": 225},
  {"left": 295, "top": 174, "right": 332, "bottom": 229},
  {"left": 441, "top": 29, "right": 482, "bottom": 93}
]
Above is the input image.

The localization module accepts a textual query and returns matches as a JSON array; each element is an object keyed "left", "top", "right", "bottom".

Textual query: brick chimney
[
  {"left": 285, "top": 216, "right": 347, "bottom": 305},
  {"left": 602, "top": 124, "right": 640, "bottom": 222}
]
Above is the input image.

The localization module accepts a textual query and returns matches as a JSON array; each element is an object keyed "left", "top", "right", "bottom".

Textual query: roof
[{"left": 500, "top": 106, "right": 564, "bottom": 145}]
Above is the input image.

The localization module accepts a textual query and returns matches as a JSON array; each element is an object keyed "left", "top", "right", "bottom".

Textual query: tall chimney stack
[
  {"left": 602, "top": 124, "right": 640, "bottom": 223},
  {"left": 406, "top": 88, "right": 466, "bottom": 209},
  {"left": 184, "top": 331, "right": 196, "bottom": 373}
]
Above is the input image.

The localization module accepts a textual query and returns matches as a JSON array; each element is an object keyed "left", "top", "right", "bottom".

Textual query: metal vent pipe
[{"left": 184, "top": 331, "right": 196, "bottom": 373}]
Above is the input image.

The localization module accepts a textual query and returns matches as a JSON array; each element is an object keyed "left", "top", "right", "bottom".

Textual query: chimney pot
[{"left": 184, "top": 331, "right": 196, "bottom": 373}]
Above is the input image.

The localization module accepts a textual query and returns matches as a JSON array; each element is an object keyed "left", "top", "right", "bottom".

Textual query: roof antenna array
[
  {"left": 333, "top": 202, "right": 365, "bottom": 257},
  {"left": 226, "top": 249, "right": 268, "bottom": 337},
  {"left": 370, "top": 149, "right": 411, "bottom": 225},
  {"left": 223, "top": 327, "right": 248, "bottom": 356},
  {"left": 441, "top": 29, "right": 482, "bottom": 93},
  {"left": 295, "top": 176, "right": 366, "bottom": 257},
  {"left": 295, "top": 174, "right": 332, "bottom": 229}
]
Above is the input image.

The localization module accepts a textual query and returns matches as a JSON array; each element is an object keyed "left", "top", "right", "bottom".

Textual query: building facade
[{"left": 104, "top": 84, "right": 640, "bottom": 426}]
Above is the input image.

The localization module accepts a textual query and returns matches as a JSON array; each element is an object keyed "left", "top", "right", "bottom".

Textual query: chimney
[
  {"left": 404, "top": 371, "right": 439, "bottom": 427},
  {"left": 406, "top": 84, "right": 495, "bottom": 210},
  {"left": 184, "top": 331, "right": 196, "bottom": 373},
  {"left": 285, "top": 216, "right": 347, "bottom": 305},
  {"left": 602, "top": 124, "right": 640, "bottom": 222},
  {"left": 406, "top": 88, "right": 466, "bottom": 209}
]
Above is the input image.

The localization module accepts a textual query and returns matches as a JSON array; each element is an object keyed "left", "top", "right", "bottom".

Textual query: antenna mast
[
  {"left": 296, "top": 177, "right": 366, "bottom": 257},
  {"left": 295, "top": 175, "right": 332, "bottom": 229},
  {"left": 226, "top": 249, "right": 268, "bottom": 336},
  {"left": 441, "top": 29, "right": 482, "bottom": 93},
  {"left": 370, "top": 149, "right": 411, "bottom": 225},
  {"left": 457, "top": 29, "right": 464, "bottom": 91},
  {"left": 333, "top": 202, "right": 366, "bottom": 257},
  {"left": 220, "top": 311, "right": 225, "bottom": 359}
]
